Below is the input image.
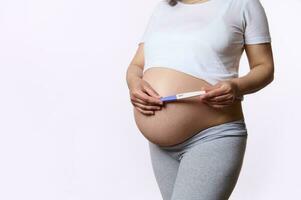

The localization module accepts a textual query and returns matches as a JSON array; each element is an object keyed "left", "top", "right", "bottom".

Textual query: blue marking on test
[{"left": 160, "top": 95, "right": 177, "bottom": 102}]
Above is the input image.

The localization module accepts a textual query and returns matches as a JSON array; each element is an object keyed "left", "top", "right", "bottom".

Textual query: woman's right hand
[{"left": 129, "top": 78, "right": 164, "bottom": 115}]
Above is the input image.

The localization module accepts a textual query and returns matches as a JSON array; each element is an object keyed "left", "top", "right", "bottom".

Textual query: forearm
[
  {"left": 126, "top": 64, "right": 143, "bottom": 90},
  {"left": 231, "top": 64, "right": 274, "bottom": 96}
]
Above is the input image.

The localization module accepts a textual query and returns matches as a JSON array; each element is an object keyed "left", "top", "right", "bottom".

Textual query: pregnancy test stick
[{"left": 160, "top": 90, "right": 206, "bottom": 103}]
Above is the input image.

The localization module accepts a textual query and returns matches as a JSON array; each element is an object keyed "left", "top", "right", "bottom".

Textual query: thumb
[
  {"left": 212, "top": 82, "right": 223, "bottom": 89},
  {"left": 144, "top": 86, "right": 161, "bottom": 98},
  {"left": 204, "top": 83, "right": 220, "bottom": 92},
  {"left": 201, "top": 86, "right": 210, "bottom": 93}
]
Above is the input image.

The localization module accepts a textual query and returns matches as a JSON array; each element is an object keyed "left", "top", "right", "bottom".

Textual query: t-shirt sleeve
[
  {"left": 138, "top": 3, "right": 160, "bottom": 45},
  {"left": 242, "top": 0, "right": 272, "bottom": 44}
]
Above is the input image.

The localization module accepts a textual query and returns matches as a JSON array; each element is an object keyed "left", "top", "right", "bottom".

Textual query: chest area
[{"left": 149, "top": 7, "right": 243, "bottom": 52}]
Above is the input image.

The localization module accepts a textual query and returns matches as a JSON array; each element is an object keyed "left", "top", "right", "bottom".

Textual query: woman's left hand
[{"left": 199, "top": 80, "right": 242, "bottom": 109}]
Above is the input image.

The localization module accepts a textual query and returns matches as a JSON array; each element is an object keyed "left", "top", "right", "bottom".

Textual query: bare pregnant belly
[{"left": 133, "top": 66, "right": 244, "bottom": 147}]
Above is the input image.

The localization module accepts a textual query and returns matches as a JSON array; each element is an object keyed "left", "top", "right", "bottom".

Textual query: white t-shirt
[{"left": 138, "top": 0, "right": 271, "bottom": 85}]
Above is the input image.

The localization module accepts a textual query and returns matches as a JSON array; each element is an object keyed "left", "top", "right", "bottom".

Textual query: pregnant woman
[{"left": 126, "top": 0, "right": 274, "bottom": 199}]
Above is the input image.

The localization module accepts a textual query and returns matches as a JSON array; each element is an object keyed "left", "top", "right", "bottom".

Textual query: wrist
[
  {"left": 128, "top": 76, "right": 142, "bottom": 90},
  {"left": 230, "top": 78, "right": 244, "bottom": 100}
]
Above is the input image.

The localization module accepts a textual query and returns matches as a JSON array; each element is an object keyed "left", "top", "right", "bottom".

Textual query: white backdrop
[{"left": 0, "top": 0, "right": 300, "bottom": 199}]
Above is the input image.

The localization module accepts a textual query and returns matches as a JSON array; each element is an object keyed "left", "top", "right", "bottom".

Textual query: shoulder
[
  {"left": 149, "top": 0, "right": 167, "bottom": 12},
  {"left": 226, "top": 0, "right": 266, "bottom": 17},
  {"left": 157, "top": 0, "right": 168, "bottom": 5},
  {"left": 228, "top": 0, "right": 260, "bottom": 10},
  {"left": 152, "top": 0, "right": 168, "bottom": 7},
  {"left": 155, "top": 0, "right": 169, "bottom": 9},
  {"left": 148, "top": 0, "right": 169, "bottom": 17},
  {"left": 242, "top": 0, "right": 267, "bottom": 11}
]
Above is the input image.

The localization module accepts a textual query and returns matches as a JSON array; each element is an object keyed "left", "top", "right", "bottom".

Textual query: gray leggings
[{"left": 148, "top": 119, "right": 248, "bottom": 200}]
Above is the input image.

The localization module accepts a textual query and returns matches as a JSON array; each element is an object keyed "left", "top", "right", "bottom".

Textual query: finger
[
  {"left": 207, "top": 94, "right": 233, "bottom": 102},
  {"left": 210, "top": 104, "right": 229, "bottom": 109},
  {"left": 202, "top": 100, "right": 229, "bottom": 109},
  {"left": 202, "top": 82, "right": 221, "bottom": 90},
  {"left": 133, "top": 102, "right": 162, "bottom": 111},
  {"left": 131, "top": 95, "right": 148, "bottom": 105},
  {"left": 143, "top": 85, "right": 162, "bottom": 98},
  {"left": 200, "top": 86, "right": 227, "bottom": 100},
  {"left": 201, "top": 98, "right": 233, "bottom": 106},
  {"left": 134, "top": 91, "right": 163, "bottom": 106},
  {"left": 212, "top": 100, "right": 233, "bottom": 105},
  {"left": 135, "top": 106, "right": 154, "bottom": 115},
  {"left": 200, "top": 85, "right": 213, "bottom": 93}
]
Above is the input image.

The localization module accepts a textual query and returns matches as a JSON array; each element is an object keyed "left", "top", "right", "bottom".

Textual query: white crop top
[{"left": 138, "top": 0, "right": 272, "bottom": 85}]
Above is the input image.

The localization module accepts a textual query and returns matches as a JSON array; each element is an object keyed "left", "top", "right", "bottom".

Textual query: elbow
[
  {"left": 268, "top": 74, "right": 274, "bottom": 85},
  {"left": 267, "top": 66, "right": 274, "bottom": 84},
  {"left": 270, "top": 73, "right": 274, "bottom": 82}
]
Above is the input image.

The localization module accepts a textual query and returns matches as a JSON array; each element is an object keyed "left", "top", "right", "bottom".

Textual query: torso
[{"left": 133, "top": 67, "right": 244, "bottom": 147}]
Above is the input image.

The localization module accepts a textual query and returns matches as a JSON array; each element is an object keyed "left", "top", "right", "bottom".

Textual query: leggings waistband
[{"left": 158, "top": 119, "right": 248, "bottom": 150}]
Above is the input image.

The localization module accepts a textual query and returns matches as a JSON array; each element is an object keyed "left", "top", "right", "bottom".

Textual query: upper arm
[
  {"left": 242, "top": 0, "right": 274, "bottom": 74},
  {"left": 244, "top": 43, "right": 274, "bottom": 75},
  {"left": 130, "top": 2, "right": 161, "bottom": 69},
  {"left": 129, "top": 43, "right": 145, "bottom": 70}
]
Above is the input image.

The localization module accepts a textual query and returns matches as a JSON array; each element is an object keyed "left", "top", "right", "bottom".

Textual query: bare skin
[{"left": 126, "top": 42, "right": 274, "bottom": 147}]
